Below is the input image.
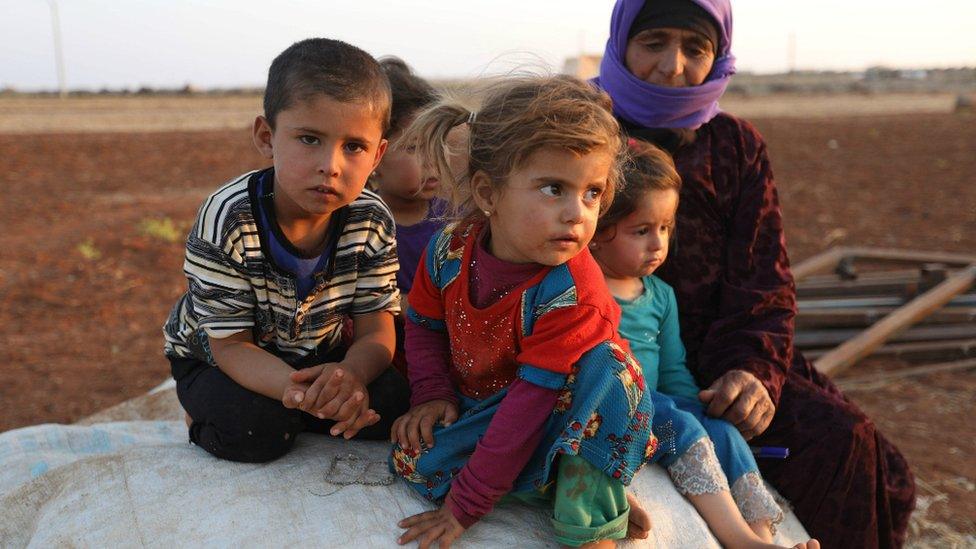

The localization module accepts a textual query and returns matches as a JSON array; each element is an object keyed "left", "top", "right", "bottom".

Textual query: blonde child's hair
[
  {"left": 595, "top": 138, "right": 682, "bottom": 240},
  {"left": 398, "top": 74, "right": 625, "bottom": 224}
]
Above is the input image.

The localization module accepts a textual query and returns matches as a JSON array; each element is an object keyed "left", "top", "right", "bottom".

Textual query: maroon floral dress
[{"left": 647, "top": 113, "right": 915, "bottom": 548}]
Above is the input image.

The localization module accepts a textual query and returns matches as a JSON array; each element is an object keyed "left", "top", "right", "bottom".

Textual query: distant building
[{"left": 562, "top": 54, "right": 603, "bottom": 80}]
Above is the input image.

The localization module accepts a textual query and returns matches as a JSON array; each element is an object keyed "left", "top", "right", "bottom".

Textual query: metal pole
[
  {"left": 48, "top": 0, "right": 67, "bottom": 98},
  {"left": 813, "top": 264, "right": 976, "bottom": 376}
]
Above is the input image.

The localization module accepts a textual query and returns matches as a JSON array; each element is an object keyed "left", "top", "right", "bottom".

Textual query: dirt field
[
  {"left": 0, "top": 92, "right": 959, "bottom": 134},
  {"left": 1, "top": 95, "right": 974, "bottom": 545}
]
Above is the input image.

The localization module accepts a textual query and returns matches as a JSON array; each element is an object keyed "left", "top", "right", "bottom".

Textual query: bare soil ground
[
  {"left": 0, "top": 96, "right": 973, "bottom": 544},
  {"left": 0, "top": 92, "right": 958, "bottom": 133}
]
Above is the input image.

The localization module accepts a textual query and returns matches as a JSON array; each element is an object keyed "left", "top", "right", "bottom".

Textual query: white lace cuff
[
  {"left": 731, "top": 471, "right": 784, "bottom": 532},
  {"left": 666, "top": 437, "right": 729, "bottom": 496}
]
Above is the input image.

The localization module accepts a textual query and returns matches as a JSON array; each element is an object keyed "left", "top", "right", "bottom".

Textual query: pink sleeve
[
  {"left": 446, "top": 379, "right": 558, "bottom": 528},
  {"left": 404, "top": 318, "right": 458, "bottom": 406}
]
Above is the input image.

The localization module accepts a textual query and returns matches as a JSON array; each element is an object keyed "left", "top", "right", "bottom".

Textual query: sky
[{"left": 2, "top": 0, "right": 975, "bottom": 91}]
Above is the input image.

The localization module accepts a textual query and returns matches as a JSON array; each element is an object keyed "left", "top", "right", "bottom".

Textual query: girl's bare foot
[
  {"left": 748, "top": 519, "right": 773, "bottom": 543},
  {"left": 751, "top": 538, "right": 820, "bottom": 549},
  {"left": 625, "top": 492, "right": 652, "bottom": 539}
]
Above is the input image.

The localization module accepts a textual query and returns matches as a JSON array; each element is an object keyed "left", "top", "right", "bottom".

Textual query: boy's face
[{"left": 253, "top": 94, "right": 387, "bottom": 222}]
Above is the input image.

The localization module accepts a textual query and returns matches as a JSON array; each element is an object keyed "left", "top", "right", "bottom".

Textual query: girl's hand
[
  {"left": 397, "top": 504, "right": 465, "bottom": 548},
  {"left": 390, "top": 400, "right": 459, "bottom": 450}
]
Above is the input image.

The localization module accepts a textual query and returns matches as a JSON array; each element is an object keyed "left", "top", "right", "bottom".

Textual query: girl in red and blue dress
[
  {"left": 387, "top": 76, "right": 817, "bottom": 549},
  {"left": 389, "top": 75, "right": 655, "bottom": 548}
]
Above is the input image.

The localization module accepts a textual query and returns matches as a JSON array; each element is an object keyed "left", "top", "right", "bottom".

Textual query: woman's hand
[
  {"left": 699, "top": 370, "right": 775, "bottom": 440},
  {"left": 391, "top": 399, "right": 459, "bottom": 450},
  {"left": 397, "top": 503, "right": 465, "bottom": 548}
]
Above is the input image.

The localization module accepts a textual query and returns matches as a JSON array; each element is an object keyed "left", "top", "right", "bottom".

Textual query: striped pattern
[{"left": 163, "top": 170, "right": 400, "bottom": 365}]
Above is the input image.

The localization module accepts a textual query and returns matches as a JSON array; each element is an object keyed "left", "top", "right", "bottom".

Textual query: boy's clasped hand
[{"left": 283, "top": 363, "right": 381, "bottom": 439}]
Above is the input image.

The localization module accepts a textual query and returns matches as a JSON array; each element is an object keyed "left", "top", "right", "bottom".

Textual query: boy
[{"left": 163, "top": 38, "right": 409, "bottom": 463}]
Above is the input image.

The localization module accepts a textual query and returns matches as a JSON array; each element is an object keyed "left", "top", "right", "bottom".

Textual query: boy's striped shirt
[{"left": 163, "top": 170, "right": 400, "bottom": 365}]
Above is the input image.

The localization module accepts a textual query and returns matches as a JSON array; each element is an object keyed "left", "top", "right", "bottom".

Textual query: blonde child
[
  {"left": 370, "top": 57, "right": 445, "bottom": 377},
  {"left": 387, "top": 76, "right": 816, "bottom": 549},
  {"left": 589, "top": 139, "right": 815, "bottom": 546},
  {"left": 372, "top": 57, "right": 446, "bottom": 295},
  {"left": 163, "top": 38, "right": 409, "bottom": 462}
]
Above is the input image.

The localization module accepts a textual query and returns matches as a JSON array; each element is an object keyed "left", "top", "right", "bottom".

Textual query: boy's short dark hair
[
  {"left": 379, "top": 57, "right": 437, "bottom": 137},
  {"left": 264, "top": 38, "right": 391, "bottom": 131}
]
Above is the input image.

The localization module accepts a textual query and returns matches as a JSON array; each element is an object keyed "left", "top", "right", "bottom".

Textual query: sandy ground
[
  {"left": 0, "top": 94, "right": 973, "bottom": 545},
  {"left": 0, "top": 92, "right": 959, "bottom": 133}
]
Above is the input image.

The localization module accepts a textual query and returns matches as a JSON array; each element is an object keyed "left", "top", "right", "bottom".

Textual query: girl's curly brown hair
[{"left": 398, "top": 74, "right": 625, "bottom": 224}]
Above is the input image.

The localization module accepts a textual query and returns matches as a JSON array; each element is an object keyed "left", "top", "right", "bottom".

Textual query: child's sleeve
[
  {"left": 447, "top": 379, "right": 559, "bottom": 528},
  {"left": 403, "top": 246, "right": 455, "bottom": 404},
  {"left": 351, "top": 207, "right": 401, "bottom": 316},
  {"left": 656, "top": 283, "right": 701, "bottom": 401},
  {"left": 404, "top": 318, "right": 456, "bottom": 406},
  {"left": 183, "top": 227, "right": 256, "bottom": 341},
  {"left": 404, "top": 244, "right": 446, "bottom": 328}
]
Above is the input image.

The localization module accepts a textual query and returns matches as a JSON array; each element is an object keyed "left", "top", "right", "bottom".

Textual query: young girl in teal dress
[{"left": 589, "top": 138, "right": 786, "bottom": 542}]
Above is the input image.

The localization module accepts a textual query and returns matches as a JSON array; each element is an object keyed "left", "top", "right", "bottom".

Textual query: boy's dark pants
[{"left": 169, "top": 346, "right": 410, "bottom": 463}]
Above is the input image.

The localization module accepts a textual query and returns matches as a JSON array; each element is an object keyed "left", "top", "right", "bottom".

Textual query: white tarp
[{"left": 0, "top": 384, "right": 810, "bottom": 548}]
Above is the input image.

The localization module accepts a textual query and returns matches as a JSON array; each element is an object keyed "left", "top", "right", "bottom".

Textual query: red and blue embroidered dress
[{"left": 390, "top": 221, "right": 658, "bottom": 526}]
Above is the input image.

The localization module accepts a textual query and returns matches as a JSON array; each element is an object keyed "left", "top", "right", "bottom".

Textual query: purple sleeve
[
  {"left": 404, "top": 318, "right": 458, "bottom": 407},
  {"left": 696, "top": 123, "right": 795, "bottom": 406},
  {"left": 446, "top": 379, "right": 558, "bottom": 528}
]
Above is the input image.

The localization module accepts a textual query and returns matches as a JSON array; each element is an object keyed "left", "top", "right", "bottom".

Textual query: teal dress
[{"left": 617, "top": 276, "right": 762, "bottom": 498}]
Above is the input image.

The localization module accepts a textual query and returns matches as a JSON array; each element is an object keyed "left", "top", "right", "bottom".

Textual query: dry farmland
[{"left": 0, "top": 93, "right": 974, "bottom": 545}]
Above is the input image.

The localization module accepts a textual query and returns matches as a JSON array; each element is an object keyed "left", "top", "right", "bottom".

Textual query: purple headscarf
[{"left": 594, "top": 0, "right": 736, "bottom": 129}]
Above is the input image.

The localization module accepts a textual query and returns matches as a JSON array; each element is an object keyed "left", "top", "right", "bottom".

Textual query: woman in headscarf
[{"left": 594, "top": 1, "right": 915, "bottom": 547}]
